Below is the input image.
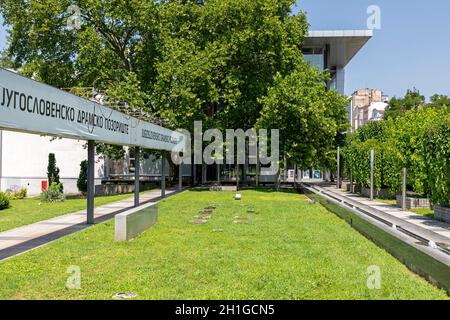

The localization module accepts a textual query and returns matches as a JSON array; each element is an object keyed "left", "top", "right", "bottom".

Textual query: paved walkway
[
  {"left": 308, "top": 183, "right": 450, "bottom": 252},
  {"left": 0, "top": 189, "right": 179, "bottom": 261}
]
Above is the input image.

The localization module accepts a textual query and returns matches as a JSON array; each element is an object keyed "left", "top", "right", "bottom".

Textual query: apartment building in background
[{"left": 350, "top": 88, "right": 389, "bottom": 131}]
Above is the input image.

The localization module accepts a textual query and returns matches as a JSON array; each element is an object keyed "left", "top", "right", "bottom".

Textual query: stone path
[
  {"left": 320, "top": 185, "right": 450, "bottom": 241},
  {"left": 305, "top": 183, "right": 450, "bottom": 257},
  {"left": 0, "top": 189, "right": 179, "bottom": 261}
]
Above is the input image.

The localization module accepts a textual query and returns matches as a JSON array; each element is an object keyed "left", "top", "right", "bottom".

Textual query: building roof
[{"left": 304, "top": 30, "right": 373, "bottom": 68}]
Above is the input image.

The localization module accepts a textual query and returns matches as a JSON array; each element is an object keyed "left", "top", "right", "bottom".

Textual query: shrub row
[{"left": 343, "top": 108, "right": 450, "bottom": 206}]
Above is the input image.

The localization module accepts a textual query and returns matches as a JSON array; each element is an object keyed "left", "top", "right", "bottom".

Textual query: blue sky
[
  {"left": 1, "top": 1, "right": 450, "bottom": 99},
  {"left": 295, "top": 0, "right": 450, "bottom": 98}
]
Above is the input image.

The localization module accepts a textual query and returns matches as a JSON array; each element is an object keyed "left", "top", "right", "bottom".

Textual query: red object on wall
[{"left": 41, "top": 180, "right": 48, "bottom": 191}]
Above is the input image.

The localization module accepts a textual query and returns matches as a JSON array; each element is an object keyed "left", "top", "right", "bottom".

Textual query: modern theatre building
[{"left": 0, "top": 30, "right": 372, "bottom": 195}]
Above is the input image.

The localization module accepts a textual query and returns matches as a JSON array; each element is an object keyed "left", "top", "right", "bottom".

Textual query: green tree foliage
[
  {"left": 0, "top": 192, "right": 10, "bottom": 210},
  {"left": 41, "top": 182, "right": 65, "bottom": 202},
  {"left": 77, "top": 160, "right": 88, "bottom": 194},
  {"left": 256, "top": 65, "right": 349, "bottom": 170},
  {"left": 1, "top": 0, "right": 307, "bottom": 131},
  {"left": 343, "top": 108, "right": 450, "bottom": 205},
  {"left": 0, "top": 0, "right": 157, "bottom": 89},
  {"left": 429, "top": 94, "right": 450, "bottom": 112},
  {"left": 384, "top": 89, "right": 425, "bottom": 120},
  {"left": 47, "top": 153, "right": 61, "bottom": 186},
  {"left": 2, "top": 0, "right": 348, "bottom": 173},
  {"left": 152, "top": 0, "right": 308, "bottom": 133},
  {"left": 1, "top": 0, "right": 157, "bottom": 160},
  {"left": 0, "top": 49, "right": 14, "bottom": 68},
  {"left": 420, "top": 116, "right": 450, "bottom": 205}
]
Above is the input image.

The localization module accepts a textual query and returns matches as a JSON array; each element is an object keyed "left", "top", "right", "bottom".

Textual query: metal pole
[
  {"left": 202, "top": 163, "right": 206, "bottom": 185},
  {"left": 402, "top": 167, "right": 407, "bottom": 211},
  {"left": 236, "top": 166, "right": 240, "bottom": 190},
  {"left": 336, "top": 146, "right": 340, "bottom": 188},
  {"left": 350, "top": 170, "right": 353, "bottom": 194},
  {"left": 294, "top": 162, "right": 297, "bottom": 187},
  {"left": 190, "top": 153, "right": 194, "bottom": 187},
  {"left": 370, "top": 149, "right": 374, "bottom": 201},
  {"left": 256, "top": 151, "right": 260, "bottom": 187},
  {"left": 217, "top": 163, "right": 220, "bottom": 184},
  {"left": 134, "top": 147, "right": 140, "bottom": 208},
  {"left": 87, "top": 140, "right": 95, "bottom": 224},
  {"left": 161, "top": 152, "right": 166, "bottom": 198},
  {"left": 193, "top": 164, "right": 196, "bottom": 186},
  {"left": 178, "top": 163, "right": 183, "bottom": 192}
]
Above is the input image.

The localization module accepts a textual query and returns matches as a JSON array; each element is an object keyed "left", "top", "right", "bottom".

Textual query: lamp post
[
  {"left": 87, "top": 140, "right": 95, "bottom": 224},
  {"left": 134, "top": 147, "right": 140, "bottom": 207},
  {"left": 402, "top": 168, "right": 407, "bottom": 211},
  {"left": 370, "top": 149, "right": 374, "bottom": 201},
  {"left": 336, "top": 146, "right": 340, "bottom": 189}
]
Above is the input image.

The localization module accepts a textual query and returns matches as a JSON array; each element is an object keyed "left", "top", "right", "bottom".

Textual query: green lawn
[
  {"left": 0, "top": 193, "right": 146, "bottom": 232},
  {"left": 0, "top": 190, "right": 447, "bottom": 300},
  {"left": 375, "top": 198, "right": 397, "bottom": 206},
  {"left": 375, "top": 198, "right": 435, "bottom": 218},
  {"left": 410, "top": 208, "right": 435, "bottom": 218}
]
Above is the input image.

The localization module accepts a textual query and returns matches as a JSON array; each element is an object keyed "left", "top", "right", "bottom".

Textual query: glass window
[
  {"left": 302, "top": 47, "right": 325, "bottom": 71},
  {"left": 304, "top": 54, "right": 324, "bottom": 71}
]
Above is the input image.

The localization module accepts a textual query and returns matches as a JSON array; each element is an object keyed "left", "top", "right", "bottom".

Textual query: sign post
[
  {"left": 161, "top": 152, "right": 166, "bottom": 198},
  {"left": 179, "top": 164, "right": 183, "bottom": 192},
  {"left": 134, "top": 147, "right": 140, "bottom": 208},
  {"left": 0, "top": 68, "right": 186, "bottom": 224},
  {"left": 87, "top": 140, "right": 95, "bottom": 224}
]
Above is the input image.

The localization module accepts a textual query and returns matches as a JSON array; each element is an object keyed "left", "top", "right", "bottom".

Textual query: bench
[{"left": 115, "top": 202, "right": 158, "bottom": 241}]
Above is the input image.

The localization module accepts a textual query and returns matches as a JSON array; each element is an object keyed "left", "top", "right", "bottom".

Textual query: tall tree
[
  {"left": 429, "top": 94, "right": 450, "bottom": 112},
  {"left": 151, "top": 0, "right": 308, "bottom": 132},
  {"left": 256, "top": 64, "right": 349, "bottom": 171},
  {"left": 2, "top": 0, "right": 348, "bottom": 174},
  {"left": 385, "top": 88, "right": 426, "bottom": 120},
  {"left": 47, "top": 153, "right": 61, "bottom": 187}
]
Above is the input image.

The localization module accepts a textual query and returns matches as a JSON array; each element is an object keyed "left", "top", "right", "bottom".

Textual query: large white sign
[{"left": 0, "top": 68, "right": 186, "bottom": 152}]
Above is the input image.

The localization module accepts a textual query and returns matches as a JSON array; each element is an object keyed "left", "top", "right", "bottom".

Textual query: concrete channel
[{"left": 301, "top": 183, "right": 450, "bottom": 295}]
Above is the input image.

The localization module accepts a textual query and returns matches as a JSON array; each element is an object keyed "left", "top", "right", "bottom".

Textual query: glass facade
[{"left": 302, "top": 48, "right": 325, "bottom": 71}]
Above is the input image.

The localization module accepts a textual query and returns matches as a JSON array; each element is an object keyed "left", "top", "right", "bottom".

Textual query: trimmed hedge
[{"left": 343, "top": 108, "right": 450, "bottom": 206}]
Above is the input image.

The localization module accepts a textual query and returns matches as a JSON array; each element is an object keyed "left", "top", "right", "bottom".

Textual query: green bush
[
  {"left": 77, "top": 160, "right": 88, "bottom": 194},
  {"left": 343, "top": 108, "right": 450, "bottom": 205},
  {"left": 421, "top": 118, "right": 450, "bottom": 206},
  {"left": 40, "top": 182, "right": 65, "bottom": 203},
  {"left": 0, "top": 192, "right": 10, "bottom": 210},
  {"left": 6, "top": 187, "right": 27, "bottom": 200},
  {"left": 47, "top": 153, "right": 63, "bottom": 192}
]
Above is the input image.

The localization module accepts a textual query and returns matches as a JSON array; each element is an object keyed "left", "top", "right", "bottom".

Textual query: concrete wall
[
  {"left": 435, "top": 206, "right": 450, "bottom": 223},
  {"left": 0, "top": 131, "right": 105, "bottom": 196}
]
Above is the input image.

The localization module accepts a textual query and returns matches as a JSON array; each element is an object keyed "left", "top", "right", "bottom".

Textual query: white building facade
[{"left": 0, "top": 131, "right": 104, "bottom": 195}]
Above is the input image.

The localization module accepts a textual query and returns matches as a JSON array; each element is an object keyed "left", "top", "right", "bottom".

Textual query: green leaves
[
  {"left": 257, "top": 64, "right": 349, "bottom": 169},
  {"left": 151, "top": 0, "right": 308, "bottom": 132},
  {"left": 344, "top": 108, "right": 450, "bottom": 205}
]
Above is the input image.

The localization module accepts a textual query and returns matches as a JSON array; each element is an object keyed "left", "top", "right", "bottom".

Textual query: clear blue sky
[
  {"left": 1, "top": 1, "right": 450, "bottom": 99},
  {"left": 295, "top": 0, "right": 450, "bottom": 98}
]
